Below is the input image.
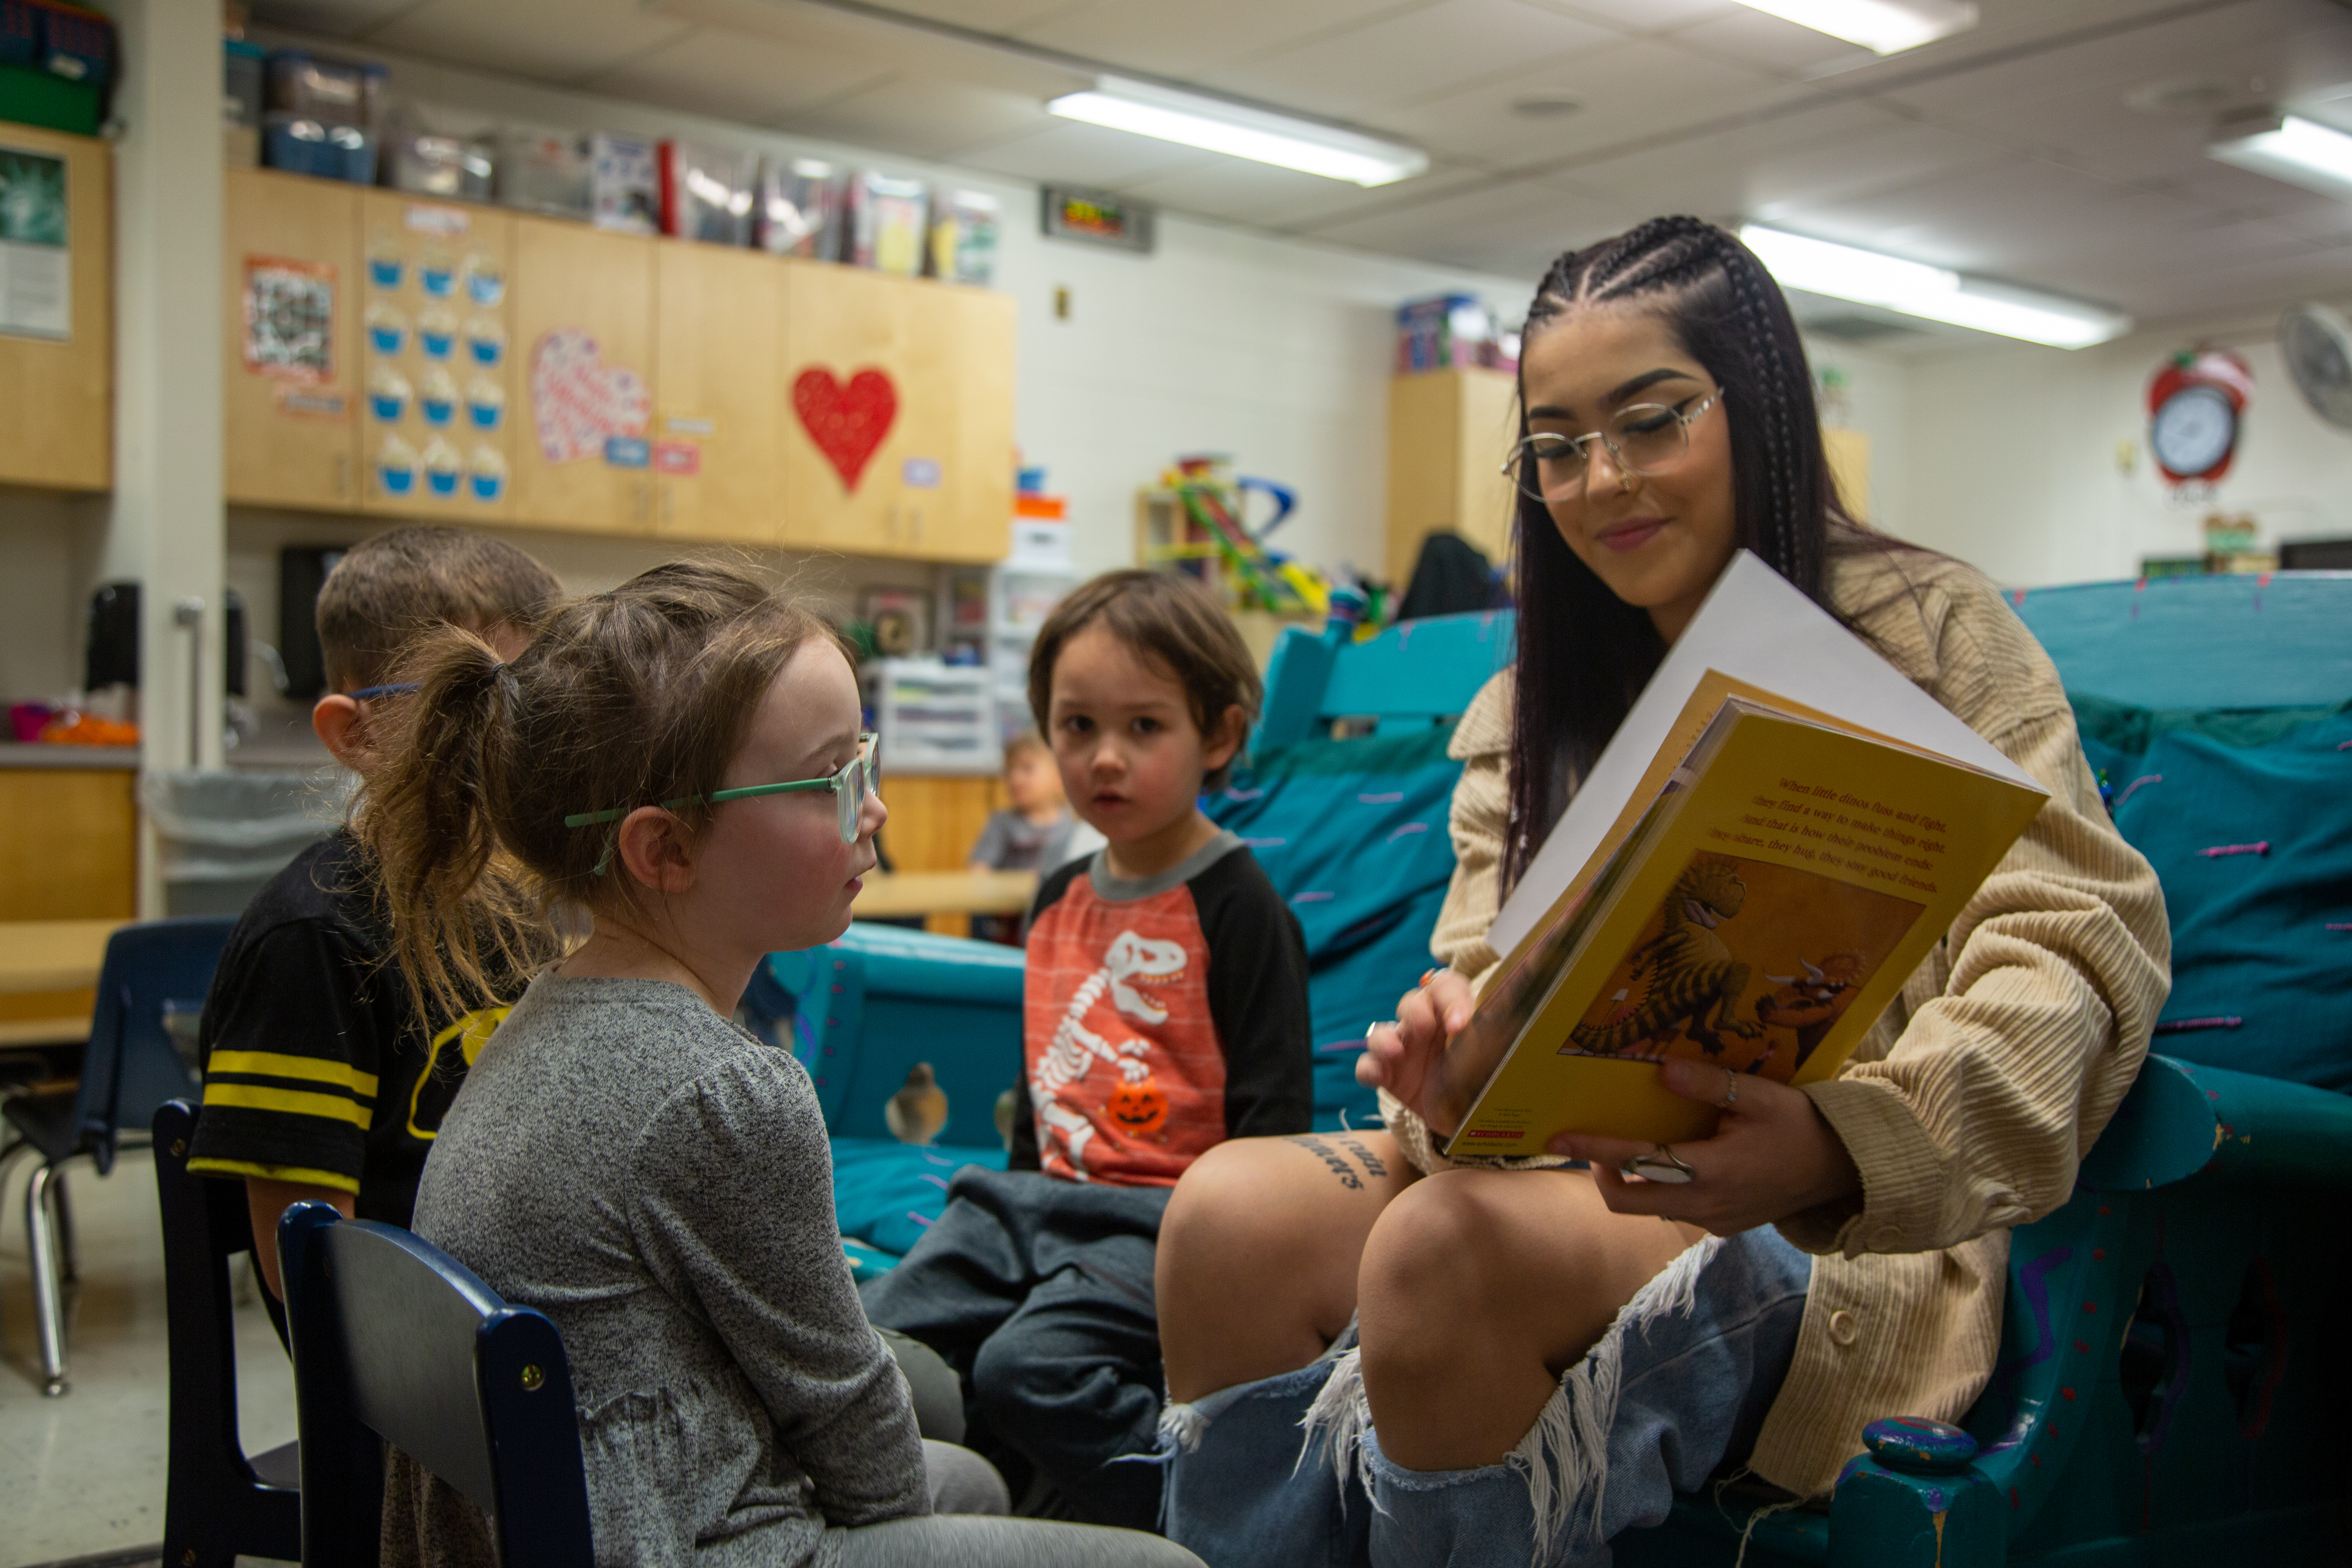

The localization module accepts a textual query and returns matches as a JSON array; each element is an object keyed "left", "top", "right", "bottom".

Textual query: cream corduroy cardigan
[{"left": 1379, "top": 549, "right": 2171, "bottom": 1498}]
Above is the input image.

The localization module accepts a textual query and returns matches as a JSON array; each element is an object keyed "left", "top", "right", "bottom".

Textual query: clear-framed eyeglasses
[
  {"left": 563, "top": 733, "right": 881, "bottom": 847},
  {"left": 1501, "top": 389, "right": 1724, "bottom": 503}
]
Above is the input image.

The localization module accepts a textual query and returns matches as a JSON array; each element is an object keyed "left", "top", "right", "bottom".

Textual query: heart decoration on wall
[
  {"left": 793, "top": 367, "right": 898, "bottom": 492},
  {"left": 532, "top": 328, "right": 650, "bottom": 463}
]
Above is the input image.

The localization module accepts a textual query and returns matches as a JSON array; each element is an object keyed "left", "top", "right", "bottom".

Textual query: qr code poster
[{"left": 244, "top": 255, "right": 336, "bottom": 382}]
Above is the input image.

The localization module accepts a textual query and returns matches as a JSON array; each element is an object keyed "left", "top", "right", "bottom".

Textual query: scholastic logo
[{"left": 1463, "top": 1129, "right": 1523, "bottom": 1140}]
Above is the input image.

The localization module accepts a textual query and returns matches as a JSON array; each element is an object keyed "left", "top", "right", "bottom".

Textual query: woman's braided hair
[{"left": 1501, "top": 217, "right": 1869, "bottom": 892}]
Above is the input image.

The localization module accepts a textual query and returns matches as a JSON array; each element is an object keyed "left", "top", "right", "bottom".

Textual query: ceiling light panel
[
  {"left": 1047, "top": 76, "right": 1428, "bottom": 186},
  {"left": 1739, "top": 225, "right": 2131, "bottom": 348},
  {"left": 2209, "top": 113, "right": 2352, "bottom": 198},
  {"left": 1727, "top": 0, "right": 1978, "bottom": 55}
]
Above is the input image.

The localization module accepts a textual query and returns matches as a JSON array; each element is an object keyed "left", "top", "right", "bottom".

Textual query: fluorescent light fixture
[
  {"left": 1730, "top": 0, "right": 1977, "bottom": 54},
  {"left": 2209, "top": 112, "right": 2352, "bottom": 198},
  {"left": 1740, "top": 225, "right": 2131, "bottom": 349},
  {"left": 1047, "top": 76, "right": 1427, "bottom": 187}
]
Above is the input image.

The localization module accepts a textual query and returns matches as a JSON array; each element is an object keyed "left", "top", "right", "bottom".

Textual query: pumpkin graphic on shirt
[{"left": 1105, "top": 1077, "right": 1170, "bottom": 1137}]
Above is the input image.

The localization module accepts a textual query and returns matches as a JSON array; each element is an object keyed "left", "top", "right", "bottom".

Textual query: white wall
[
  {"left": 1894, "top": 307, "right": 2352, "bottom": 588},
  {"left": 1802, "top": 335, "right": 1911, "bottom": 539}
]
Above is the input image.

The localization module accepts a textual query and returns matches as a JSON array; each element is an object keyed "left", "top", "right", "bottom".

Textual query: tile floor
[{"left": 0, "top": 1145, "right": 297, "bottom": 1568}]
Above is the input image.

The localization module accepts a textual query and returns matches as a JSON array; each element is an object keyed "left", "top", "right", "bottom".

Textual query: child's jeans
[
  {"left": 1161, "top": 1225, "right": 1813, "bottom": 1568},
  {"left": 860, "top": 1167, "right": 1172, "bottom": 1532}
]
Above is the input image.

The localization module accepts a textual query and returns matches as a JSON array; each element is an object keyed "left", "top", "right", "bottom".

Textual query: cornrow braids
[{"left": 1500, "top": 217, "right": 1870, "bottom": 893}]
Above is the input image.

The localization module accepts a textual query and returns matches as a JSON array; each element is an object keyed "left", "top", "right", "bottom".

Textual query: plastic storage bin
[
  {"left": 142, "top": 769, "right": 348, "bottom": 918},
  {"left": 864, "top": 658, "right": 996, "bottom": 774}
]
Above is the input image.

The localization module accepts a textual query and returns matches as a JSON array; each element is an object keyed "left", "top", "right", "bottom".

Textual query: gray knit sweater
[{"left": 392, "top": 969, "right": 928, "bottom": 1567}]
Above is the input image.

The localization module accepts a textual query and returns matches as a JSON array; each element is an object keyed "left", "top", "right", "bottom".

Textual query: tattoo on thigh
[
  {"left": 1287, "top": 1135, "right": 1361, "bottom": 1190},
  {"left": 1286, "top": 1134, "right": 1388, "bottom": 1189}
]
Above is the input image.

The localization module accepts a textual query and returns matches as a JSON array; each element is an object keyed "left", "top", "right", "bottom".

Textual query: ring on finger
[
  {"left": 1717, "top": 1067, "right": 1739, "bottom": 1109},
  {"left": 1621, "top": 1144, "right": 1697, "bottom": 1184}
]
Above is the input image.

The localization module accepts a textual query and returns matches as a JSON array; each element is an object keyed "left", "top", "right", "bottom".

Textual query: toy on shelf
[{"left": 1136, "top": 456, "right": 1389, "bottom": 638}]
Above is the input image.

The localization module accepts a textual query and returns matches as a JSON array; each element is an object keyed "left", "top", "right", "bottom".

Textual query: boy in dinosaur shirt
[{"left": 862, "top": 570, "right": 1311, "bottom": 1529}]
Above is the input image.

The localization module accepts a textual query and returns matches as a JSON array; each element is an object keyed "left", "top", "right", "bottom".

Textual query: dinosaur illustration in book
[
  {"left": 1753, "top": 950, "right": 1867, "bottom": 1073},
  {"left": 1567, "top": 857, "right": 1764, "bottom": 1059}
]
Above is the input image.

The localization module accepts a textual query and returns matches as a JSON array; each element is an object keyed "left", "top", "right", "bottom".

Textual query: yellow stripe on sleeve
[
  {"left": 184, "top": 1158, "right": 363, "bottom": 1196},
  {"left": 207, "top": 1049, "right": 380, "bottom": 1099},
  {"left": 199, "top": 1082, "right": 374, "bottom": 1129}
]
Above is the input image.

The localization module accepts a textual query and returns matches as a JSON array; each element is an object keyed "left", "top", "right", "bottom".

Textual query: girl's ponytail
[
  {"left": 356, "top": 626, "right": 553, "bottom": 1024},
  {"left": 350, "top": 559, "right": 844, "bottom": 1022}
]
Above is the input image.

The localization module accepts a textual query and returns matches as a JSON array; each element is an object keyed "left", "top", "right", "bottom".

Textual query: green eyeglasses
[{"left": 563, "top": 733, "right": 881, "bottom": 846}]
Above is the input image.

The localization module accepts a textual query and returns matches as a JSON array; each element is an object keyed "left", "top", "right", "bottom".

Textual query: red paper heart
[{"left": 792, "top": 367, "right": 898, "bottom": 492}]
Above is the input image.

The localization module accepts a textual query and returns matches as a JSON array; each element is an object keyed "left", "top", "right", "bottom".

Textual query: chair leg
[
  {"left": 24, "top": 1163, "right": 69, "bottom": 1396},
  {"left": 49, "top": 1167, "right": 76, "bottom": 1284}
]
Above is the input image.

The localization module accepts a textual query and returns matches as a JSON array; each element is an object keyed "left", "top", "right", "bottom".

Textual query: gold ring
[{"left": 1719, "top": 1068, "right": 1739, "bottom": 1109}]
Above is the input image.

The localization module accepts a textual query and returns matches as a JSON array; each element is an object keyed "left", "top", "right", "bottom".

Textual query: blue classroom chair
[
  {"left": 0, "top": 915, "right": 234, "bottom": 1394},
  {"left": 792, "top": 574, "right": 2352, "bottom": 1562},
  {"left": 279, "top": 1200, "right": 593, "bottom": 1568},
  {"left": 154, "top": 1098, "right": 302, "bottom": 1568}
]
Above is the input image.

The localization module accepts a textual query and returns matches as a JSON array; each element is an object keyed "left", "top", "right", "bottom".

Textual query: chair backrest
[
  {"left": 79, "top": 917, "right": 237, "bottom": 1173},
  {"left": 279, "top": 1203, "right": 592, "bottom": 1568},
  {"left": 2008, "top": 571, "right": 2352, "bottom": 708},
  {"left": 1256, "top": 608, "right": 1517, "bottom": 749},
  {"left": 152, "top": 1098, "right": 302, "bottom": 1560}
]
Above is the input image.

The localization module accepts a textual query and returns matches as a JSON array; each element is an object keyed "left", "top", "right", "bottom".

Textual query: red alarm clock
[{"left": 2147, "top": 348, "right": 2254, "bottom": 486}]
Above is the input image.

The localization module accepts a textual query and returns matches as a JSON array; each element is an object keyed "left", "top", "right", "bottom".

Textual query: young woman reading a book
[{"left": 1152, "top": 217, "right": 2170, "bottom": 1567}]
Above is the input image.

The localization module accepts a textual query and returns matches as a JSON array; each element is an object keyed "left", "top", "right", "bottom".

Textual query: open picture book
[{"left": 1432, "top": 552, "right": 2051, "bottom": 1155}]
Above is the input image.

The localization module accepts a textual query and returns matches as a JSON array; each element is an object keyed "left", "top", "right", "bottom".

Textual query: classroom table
[
  {"left": 850, "top": 870, "right": 1036, "bottom": 922},
  {"left": 0, "top": 918, "right": 127, "bottom": 1045}
]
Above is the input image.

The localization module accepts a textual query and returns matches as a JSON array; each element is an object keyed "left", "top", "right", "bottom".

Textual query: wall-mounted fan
[{"left": 2279, "top": 303, "right": 2352, "bottom": 431}]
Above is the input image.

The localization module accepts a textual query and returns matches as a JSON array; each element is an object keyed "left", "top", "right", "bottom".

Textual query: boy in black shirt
[{"left": 187, "top": 526, "right": 559, "bottom": 1307}]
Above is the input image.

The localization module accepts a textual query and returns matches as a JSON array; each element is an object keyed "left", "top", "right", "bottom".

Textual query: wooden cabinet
[
  {"left": 357, "top": 191, "right": 517, "bottom": 521},
  {"left": 937, "top": 285, "right": 1017, "bottom": 564},
  {"left": 781, "top": 266, "right": 1013, "bottom": 563},
  {"left": 653, "top": 241, "right": 786, "bottom": 545},
  {"left": 510, "top": 215, "right": 657, "bottom": 534},
  {"left": 0, "top": 768, "right": 137, "bottom": 921},
  {"left": 1384, "top": 368, "right": 1520, "bottom": 587},
  {"left": 224, "top": 167, "right": 361, "bottom": 510},
  {"left": 0, "top": 125, "right": 110, "bottom": 491},
  {"left": 221, "top": 172, "right": 1014, "bottom": 558}
]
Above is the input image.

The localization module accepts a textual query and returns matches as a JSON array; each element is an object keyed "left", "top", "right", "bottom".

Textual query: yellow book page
[
  {"left": 1446, "top": 712, "right": 2045, "bottom": 1154},
  {"left": 1483, "top": 671, "right": 1888, "bottom": 987}
]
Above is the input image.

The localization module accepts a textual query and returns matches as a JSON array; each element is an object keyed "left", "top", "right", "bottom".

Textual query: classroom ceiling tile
[
  {"left": 1116, "top": 158, "right": 1488, "bottom": 230},
  {"left": 1781, "top": 155, "right": 2149, "bottom": 274},
  {"left": 1375, "top": 38, "right": 1790, "bottom": 170},
  {"left": 1302, "top": 174, "right": 1635, "bottom": 276},
  {"left": 781, "top": 76, "right": 1062, "bottom": 160},
  {"left": 949, "top": 121, "right": 1218, "bottom": 189},
  {"left": 863, "top": 0, "right": 1093, "bottom": 30},
  {"left": 365, "top": 0, "right": 693, "bottom": 84},
  {"left": 1664, "top": 7, "right": 1873, "bottom": 76},
  {"left": 1201, "top": 0, "right": 1623, "bottom": 122},
  {"left": 1527, "top": 0, "right": 1737, "bottom": 33},
  {"left": 1563, "top": 101, "right": 1997, "bottom": 222},
  {"left": 1016, "top": 0, "right": 1413, "bottom": 81},
  {"left": 583, "top": 26, "right": 896, "bottom": 125}
]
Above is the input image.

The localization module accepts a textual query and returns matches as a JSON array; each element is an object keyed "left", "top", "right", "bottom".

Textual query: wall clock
[{"left": 2146, "top": 348, "right": 2254, "bottom": 486}]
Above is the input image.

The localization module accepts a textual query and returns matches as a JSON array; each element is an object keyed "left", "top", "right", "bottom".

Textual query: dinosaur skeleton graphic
[{"left": 1033, "top": 930, "right": 1186, "bottom": 1180}]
